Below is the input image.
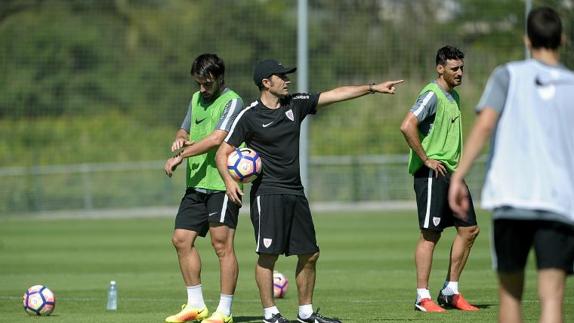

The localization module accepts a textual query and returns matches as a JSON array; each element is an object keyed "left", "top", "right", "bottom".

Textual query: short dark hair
[
  {"left": 435, "top": 46, "right": 464, "bottom": 66},
  {"left": 190, "top": 53, "right": 225, "bottom": 79},
  {"left": 527, "top": 7, "right": 562, "bottom": 50}
]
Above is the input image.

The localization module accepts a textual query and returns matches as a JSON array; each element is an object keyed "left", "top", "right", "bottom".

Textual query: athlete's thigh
[
  {"left": 533, "top": 220, "right": 574, "bottom": 274},
  {"left": 206, "top": 191, "right": 240, "bottom": 229},
  {"left": 175, "top": 188, "right": 209, "bottom": 237},
  {"left": 250, "top": 194, "right": 290, "bottom": 255},
  {"left": 287, "top": 195, "right": 319, "bottom": 256},
  {"left": 413, "top": 167, "right": 450, "bottom": 231},
  {"left": 493, "top": 219, "right": 535, "bottom": 272}
]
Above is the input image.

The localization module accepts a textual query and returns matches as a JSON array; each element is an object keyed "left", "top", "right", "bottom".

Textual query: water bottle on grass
[{"left": 106, "top": 280, "right": 117, "bottom": 311}]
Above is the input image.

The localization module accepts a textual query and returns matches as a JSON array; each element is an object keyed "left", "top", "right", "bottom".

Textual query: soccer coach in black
[{"left": 215, "top": 59, "right": 403, "bottom": 323}]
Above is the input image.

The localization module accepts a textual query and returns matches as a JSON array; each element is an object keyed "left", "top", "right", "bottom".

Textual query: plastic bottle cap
[{"left": 110, "top": 281, "right": 116, "bottom": 285}]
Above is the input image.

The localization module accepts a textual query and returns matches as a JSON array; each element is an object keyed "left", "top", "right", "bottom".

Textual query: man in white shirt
[{"left": 449, "top": 7, "right": 574, "bottom": 323}]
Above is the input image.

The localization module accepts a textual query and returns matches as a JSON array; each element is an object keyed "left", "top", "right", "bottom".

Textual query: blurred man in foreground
[{"left": 449, "top": 7, "right": 574, "bottom": 323}]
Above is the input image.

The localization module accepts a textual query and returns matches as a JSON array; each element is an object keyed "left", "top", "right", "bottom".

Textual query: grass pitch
[{"left": 1, "top": 210, "right": 573, "bottom": 322}]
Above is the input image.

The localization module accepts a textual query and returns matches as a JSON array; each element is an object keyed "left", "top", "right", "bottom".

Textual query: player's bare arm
[
  {"left": 449, "top": 107, "right": 499, "bottom": 216},
  {"left": 316, "top": 80, "right": 404, "bottom": 109},
  {"left": 400, "top": 112, "right": 446, "bottom": 177},
  {"left": 215, "top": 141, "right": 244, "bottom": 205},
  {"left": 171, "top": 128, "right": 193, "bottom": 152},
  {"left": 164, "top": 129, "right": 227, "bottom": 177}
]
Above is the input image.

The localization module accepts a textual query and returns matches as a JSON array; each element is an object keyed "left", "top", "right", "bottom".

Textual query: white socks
[
  {"left": 264, "top": 306, "right": 280, "bottom": 320},
  {"left": 185, "top": 286, "right": 233, "bottom": 316},
  {"left": 417, "top": 282, "right": 460, "bottom": 302},
  {"left": 441, "top": 281, "right": 459, "bottom": 295},
  {"left": 298, "top": 304, "right": 314, "bottom": 319},
  {"left": 416, "top": 288, "right": 431, "bottom": 303},
  {"left": 263, "top": 305, "right": 314, "bottom": 320},
  {"left": 263, "top": 304, "right": 314, "bottom": 319},
  {"left": 216, "top": 294, "right": 233, "bottom": 316},
  {"left": 186, "top": 284, "right": 206, "bottom": 309}
]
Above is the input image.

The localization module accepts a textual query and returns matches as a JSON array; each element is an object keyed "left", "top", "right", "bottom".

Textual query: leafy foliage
[{"left": 0, "top": 0, "right": 572, "bottom": 165}]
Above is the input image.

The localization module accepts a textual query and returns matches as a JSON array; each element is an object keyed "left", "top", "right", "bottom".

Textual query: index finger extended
[{"left": 389, "top": 80, "right": 405, "bottom": 86}]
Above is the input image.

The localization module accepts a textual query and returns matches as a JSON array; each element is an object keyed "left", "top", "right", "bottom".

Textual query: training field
[{"left": 1, "top": 211, "right": 573, "bottom": 322}]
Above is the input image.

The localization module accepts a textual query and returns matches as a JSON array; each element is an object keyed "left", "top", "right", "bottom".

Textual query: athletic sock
[
  {"left": 186, "top": 284, "right": 206, "bottom": 309},
  {"left": 416, "top": 288, "right": 431, "bottom": 303},
  {"left": 215, "top": 294, "right": 233, "bottom": 316},
  {"left": 441, "top": 281, "right": 459, "bottom": 295},
  {"left": 264, "top": 306, "right": 280, "bottom": 320},
  {"left": 298, "top": 304, "right": 314, "bottom": 319}
]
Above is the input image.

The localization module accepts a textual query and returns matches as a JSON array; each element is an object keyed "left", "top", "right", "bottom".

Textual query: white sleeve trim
[
  {"left": 412, "top": 92, "right": 435, "bottom": 117},
  {"left": 218, "top": 99, "right": 239, "bottom": 131},
  {"left": 224, "top": 101, "right": 257, "bottom": 142}
]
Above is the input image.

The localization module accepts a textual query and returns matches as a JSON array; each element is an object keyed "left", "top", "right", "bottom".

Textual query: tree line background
[
  {"left": 0, "top": 0, "right": 572, "bottom": 213},
  {"left": 2, "top": 0, "right": 572, "bottom": 168}
]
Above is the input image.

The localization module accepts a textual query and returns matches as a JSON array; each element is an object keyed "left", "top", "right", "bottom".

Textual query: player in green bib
[
  {"left": 163, "top": 54, "right": 244, "bottom": 323},
  {"left": 400, "top": 46, "right": 480, "bottom": 313}
]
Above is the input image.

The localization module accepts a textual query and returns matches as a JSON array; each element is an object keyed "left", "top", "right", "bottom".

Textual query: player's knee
[
  {"left": 301, "top": 251, "right": 320, "bottom": 265},
  {"left": 456, "top": 226, "right": 480, "bottom": 246},
  {"left": 310, "top": 251, "right": 320, "bottom": 262},
  {"left": 308, "top": 251, "right": 319, "bottom": 264},
  {"left": 211, "top": 238, "right": 232, "bottom": 258},
  {"left": 465, "top": 225, "right": 480, "bottom": 241},
  {"left": 171, "top": 234, "right": 192, "bottom": 250}
]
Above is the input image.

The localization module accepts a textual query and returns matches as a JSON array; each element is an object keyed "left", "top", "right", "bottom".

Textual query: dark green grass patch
[{"left": 1, "top": 211, "right": 572, "bottom": 322}]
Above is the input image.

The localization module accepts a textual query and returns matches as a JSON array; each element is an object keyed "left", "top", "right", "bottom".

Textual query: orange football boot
[{"left": 415, "top": 298, "right": 447, "bottom": 312}]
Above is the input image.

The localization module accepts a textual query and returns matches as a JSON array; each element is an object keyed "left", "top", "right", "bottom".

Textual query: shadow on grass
[
  {"left": 234, "top": 316, "right": 265, "bottom": 322},
  {"left": 474, "top": 303, "right": 494, "bottom": 309},
  {"left": 438, "top": 303, "right": 494, "bottom": 311},
  {"left": 367, "top": 303, "right": 496, "bottom": 321}
]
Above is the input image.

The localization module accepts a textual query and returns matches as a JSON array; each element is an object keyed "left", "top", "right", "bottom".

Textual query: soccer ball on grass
[
  {"left": 273, "top": 271, "right": 288, "bottom": 298},
  {"left": 227, "top": 148, "right": 262, "bottom": 183},
  {"left": 23, "top": 285, "right": 56, "bottom": 316}
]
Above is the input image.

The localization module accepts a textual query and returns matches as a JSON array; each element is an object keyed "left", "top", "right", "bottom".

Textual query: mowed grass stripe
[{"left": 1, "top": 211, "right": 573, "bottom": 322}]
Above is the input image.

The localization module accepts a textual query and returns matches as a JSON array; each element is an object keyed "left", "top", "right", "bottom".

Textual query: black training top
[{"left": 225, "top": 92, "right": 320, "bottom": 196}]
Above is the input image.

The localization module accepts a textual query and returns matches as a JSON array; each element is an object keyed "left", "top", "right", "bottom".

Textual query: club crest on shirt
[
  {"left": 285, "top": 109, "right": 294, "bottom": 121},
  {"left": 433, "top": 217, "right": 441, "bottom": 226},
  {"left": 263, "top": 238, "right": 273, "bottom": 248}
]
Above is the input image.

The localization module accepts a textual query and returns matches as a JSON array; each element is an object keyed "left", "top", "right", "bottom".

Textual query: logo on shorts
[
  {"left": 209, "top": 212, "right": 218, "bottom": 217},
  {"left": 433, "top": 217, "right": 441, "bottom": 226},
  {"left": 263, "top": 238, "right": 273, "bottom": 248},
  {"left": 285, "top": 109, "right": 294, "bottom": 121}
]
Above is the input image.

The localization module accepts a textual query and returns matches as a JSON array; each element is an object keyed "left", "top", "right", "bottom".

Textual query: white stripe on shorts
[
  {"left": 423, "top": 169, "right": 433, "bottom": 228},
  {"left": 256, "top": 196, "right": 262, "bottom": 252},
  {"left": 220, "top": 195, "right": 229, "bottom": 223}
]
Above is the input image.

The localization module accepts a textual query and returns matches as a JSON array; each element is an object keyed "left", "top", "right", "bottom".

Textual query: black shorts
[
  {"left": 493, "top": 218, "right": 574, "bottom": 274},
  {"left": 414, "top": 166, "right": 477, "bottom": 231},
  {"left": 250, "top": 194, "right": 319, "bottom": 256},
  {"left": 174, "top": 188, "right": 240, "bottom": 237}
]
